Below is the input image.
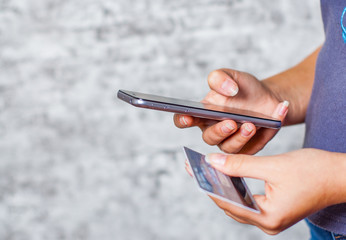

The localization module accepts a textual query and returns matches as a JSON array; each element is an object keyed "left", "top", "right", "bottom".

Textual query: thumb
[
  {"left": 207, "top": 69, "right": 240, "bottom": 97},
  {"left": 205, "top": 153, "right": 272, "bottom": 181}
]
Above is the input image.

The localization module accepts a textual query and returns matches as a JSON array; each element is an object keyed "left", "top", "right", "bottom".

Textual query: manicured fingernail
[
  {"left": 221, "top": 79, "right": 239, "bottom": 96},
  {"left": 241, "top": 123, "right": 253, "bottom": 137},
  {"left": 205, "top": 153, "right": 227, "bottom": 165},
  {"left": 278, "top": 101, "right": 289, "bottom": 116},
  {"left": 221, "top": 122, "right": 234, "bottom": 134},
  {"left": 180, "top": 116, "right": 188, "bottom": 127}
]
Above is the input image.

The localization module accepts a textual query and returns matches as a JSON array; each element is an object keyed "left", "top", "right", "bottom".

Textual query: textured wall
[{"left": 0, "top": 0, "right": 324, "bottom": 239}]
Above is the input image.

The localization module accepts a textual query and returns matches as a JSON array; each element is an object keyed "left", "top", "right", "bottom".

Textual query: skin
[
  {"left": 174, "top": 47, "right": 321, "bottom": 155},
  {"left": 184, "top": 150, "right": 346, "bottom": 235},
  {"left": 204, "top": 150, "right": 346, "bottom": 235},
  {"left": 176, "top": 46, "right": 346, "bottom": 234}
]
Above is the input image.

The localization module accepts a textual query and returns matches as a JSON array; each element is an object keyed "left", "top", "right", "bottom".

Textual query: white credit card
[{"left": 183, "top": 147, "right": 260, "bottom": 213}]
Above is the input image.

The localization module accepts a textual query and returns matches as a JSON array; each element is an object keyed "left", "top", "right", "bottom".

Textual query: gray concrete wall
[{"left": 0, "top": 0, "right": 324, "bottom": 239}]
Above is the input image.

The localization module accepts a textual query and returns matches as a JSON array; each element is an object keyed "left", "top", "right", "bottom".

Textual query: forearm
[
  {"left": 328, "top": 152, "right": 346, "bottom": 205},
  {"left": 262, "top": 47, "right": 321, "bottom": 125}
]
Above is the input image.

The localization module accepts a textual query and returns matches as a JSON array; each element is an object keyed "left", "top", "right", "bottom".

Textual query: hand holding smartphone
[{"left": 117, "top": 89, "right": 281, "bottom": 129}]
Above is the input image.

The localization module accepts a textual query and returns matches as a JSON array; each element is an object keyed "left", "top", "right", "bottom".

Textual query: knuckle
[
  {"left": 233, "top": 135, "right": 248, "bottom": 148},
  {"left": 228, "top": 155, "right": 245, "bottom": 172},
  {"left": 202, "top": 131, "right": 219, "bottom": 146},
  {"left": 229, "top": 70, "right": 238, "bottom": 81},
  {"left": 261, "top": 217, "right": 284, "bottom": 234},
  {"left": 202, "top": 125, "right": 227, "bottom": 146},
  {"left": 202, "top": 132, "right": 214, "bottom": 145},
  {"left": 263, "top": 229, "right": 281, "bottom": 236},
  {"left": 218, "top": 143, "right": 232, "bottom": 154}
]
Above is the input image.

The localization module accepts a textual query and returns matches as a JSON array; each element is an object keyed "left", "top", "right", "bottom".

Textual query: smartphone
[
  {"left": 117, "top": 89, "right": 281, "bottom": 129},
  {"left": 183, "top": 146, "right": 260, "bottom": 213}
]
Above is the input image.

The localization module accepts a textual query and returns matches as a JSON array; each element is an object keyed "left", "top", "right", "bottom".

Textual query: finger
[
  {"left": 197, "top": 119, "right": 221, "bottom": 131},
  {"left": 209, "top": 194, "right": 280, "bottom": 234},
  {"left": 202, "top": 90, "right": 230, "bottom": 106},
  {"left": 185, "top": 160, "right": 193, "bottom": 177},
  {"left": 224, "top": 210, "right": 249, "bottom": 224},
  {"left": 272, "top": 101, "right": 289, "bottom": 123},
  {"left": 210, "top": 193, "right": 283, "bottom": 235},
  {"left": 237, "top": 128, "right": 273, "bottom": 155},
  {"left": 173, "top": 114, "right": 197, "bottom": 128},
  {"left": 202, "top": 120, "right": 238, "bottom": 146},
  {"left": 173, "top": 114, "right": 219, "bottom": 129},
  {"left": 207, "top": 69, "right": 239, "bottom": 97},
  {"left": 205, "top": 152, "right": 274, "bottom": 181},
  {"left": 253, "top": 194, "right": 268, "bottom": 210},
  {"left": 237, "top": 101, "right": 289, "bottom": 155},
  {"left": 208, "top": 195, "right": 260, "bottom": 224},
  {"left": 218, "top": 122, "right": 256, "bottom": 153}
]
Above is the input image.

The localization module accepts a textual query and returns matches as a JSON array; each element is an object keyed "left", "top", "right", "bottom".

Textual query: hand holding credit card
[{"left": 183, "top": 147, "right": 260, "bottom": 213}]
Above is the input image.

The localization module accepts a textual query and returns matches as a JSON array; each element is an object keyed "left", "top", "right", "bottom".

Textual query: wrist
[{"left": 262, "top": 78, "right": 284, "bottom": 103}]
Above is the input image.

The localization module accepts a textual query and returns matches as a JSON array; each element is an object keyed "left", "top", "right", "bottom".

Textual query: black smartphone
[{"left": 117, "top": 89, "right": 281, "bottom": 129}]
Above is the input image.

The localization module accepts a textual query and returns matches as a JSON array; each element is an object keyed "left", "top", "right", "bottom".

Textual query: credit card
[{"left": 183, "top": 147, "right": 260, "bottom": 213}]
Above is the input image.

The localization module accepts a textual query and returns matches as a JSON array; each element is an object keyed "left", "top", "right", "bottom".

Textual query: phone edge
[{"left": 117, "top": 90, "right": 281, "bottom": 129}]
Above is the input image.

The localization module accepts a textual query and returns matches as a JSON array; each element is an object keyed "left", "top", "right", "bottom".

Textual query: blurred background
[{"left": 0, "top": 0, "right": 324, "bottom": 239}]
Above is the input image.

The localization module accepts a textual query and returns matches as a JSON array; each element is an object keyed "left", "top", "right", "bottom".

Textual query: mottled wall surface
[{"left": 0, "top": 0, "right": 323, "bottom": 239}]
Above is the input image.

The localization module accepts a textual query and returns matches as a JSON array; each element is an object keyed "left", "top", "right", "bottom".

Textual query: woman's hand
[
  {"left": 174, "top": 68, "right": 289, "bottom": 155},
  {"left": 203, "top": 149, "right": 346, "bottom": 235}
]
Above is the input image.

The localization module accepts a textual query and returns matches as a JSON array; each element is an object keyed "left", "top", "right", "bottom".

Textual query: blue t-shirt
[{"left": 304, "top": 0, "right": 346, "bottom": 235}]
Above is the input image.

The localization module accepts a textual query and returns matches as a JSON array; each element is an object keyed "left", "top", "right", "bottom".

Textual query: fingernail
[
  {"left": 241, "top": 123, "right": 253, "bottom": 137},
  {"left": 221, "top": 122, "right": 234, "bottom": 134},
  {"left": 221, "top": 79, "right": 239, "bottom": 96},
  {"left": 205, "top": 153, "right": 227, "bottom": 165},
  {"left": 278, "top": 101, "right": 289, "bottom": 116},
  {"left": 180, "top": 116, "right": 188, "bottom": 127}
]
